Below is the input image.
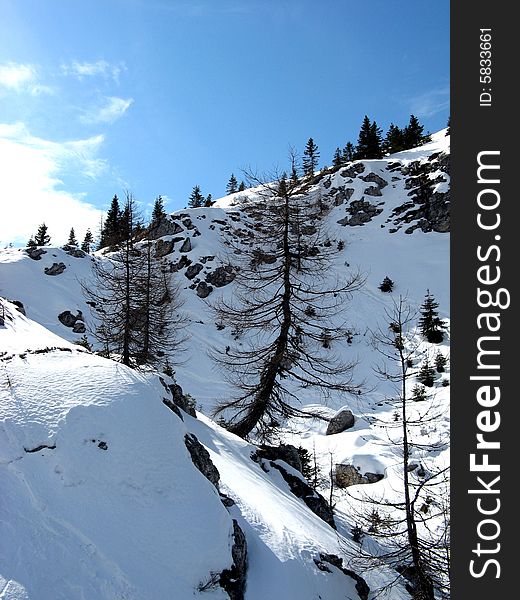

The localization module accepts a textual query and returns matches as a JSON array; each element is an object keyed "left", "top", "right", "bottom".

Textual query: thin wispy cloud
[
  {"left": 61, "top": 60, "right": 126, "bottom": 83},
  {"left": 80, "top": 96, "right": 134, "bottom": 125},
  {"left": 409, "top": 87, "right": 450, "bottom": 118},
  {"left": 0, "top": 122, "right": 106, "bottom": 245}
]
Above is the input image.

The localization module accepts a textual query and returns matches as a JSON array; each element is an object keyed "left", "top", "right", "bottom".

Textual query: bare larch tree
[{"left": 211, "top": 167, "right": 364, "bottom": 439}]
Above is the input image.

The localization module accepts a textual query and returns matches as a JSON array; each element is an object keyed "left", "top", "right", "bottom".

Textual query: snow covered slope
[
  {"left": 0, "top": 299, "right": 407, "bottom": 600},
  {"left": 1, "top": 132, "right": 450, "bottom": 599}
]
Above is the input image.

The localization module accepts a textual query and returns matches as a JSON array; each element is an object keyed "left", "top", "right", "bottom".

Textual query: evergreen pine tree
[
  {"left": 27, "top": 237, "right": 37, "bottom": 248},
  {"left": 342, "top": 142, "right": 355, "bottom": 163},
  {"left": 100, "top": 194, "right": 122, "bottom": 249},
  {"left": 67, "top": 227, "right": 78, "bottom": 246},
  {"left": 188, "top": 185, "right": 204, "bottom": 208},
  {"left": 355, "top": 116, "right": 372, "bottom": 159},
  {"left": 383, "top": 123, "right": 405, "bottom": 154},
  {"left": 238, "top": 181, "right": 246, "bottom": 192},
  {"left": 150, "top": 195, "right": 166, "bottom": 228},
  {"left": 226, "top": 174, "right": 238, "bottom": 195},
  {"left": 204, "top": 193, "right": 214, "bottom": 207},
  {"left": 332, "top": 147, "right": 343, "bottom": 168},
  {"left": 368, "top": 121, "right": 383, "bottom": 158},
  {"left": 302, "top": 137, "right": 320, "bottom": 176},
  {"left": 435, "top": 351, "right": 448, "bottom": 373},
  {"left": 355, "top": 116, "right": 383, "bottom": 159},
  {"left": 417, "top": 358, "right": 436, "bottom": 387},
  {"left": 379, "top": 276, "right": 394, "bottom": 292},
  {"left": 34, "top": 223, "right": 51, "bottom": 246},
  {"left": 418, "top": 290, "right": 446, "bottom": 343},
  {"left": 81, "top": 229, "right": 94, "bottom": 253},
  {"left": 446, "top": 116, "right": 450, "bottom": 136},
  {"left": 403, "top": 114, "right": 429, "bottom": 148}
]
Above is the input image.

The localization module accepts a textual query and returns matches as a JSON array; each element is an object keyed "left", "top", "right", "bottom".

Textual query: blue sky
[{"left": 0, "top": 0, "right": 449, "bottom": 245}]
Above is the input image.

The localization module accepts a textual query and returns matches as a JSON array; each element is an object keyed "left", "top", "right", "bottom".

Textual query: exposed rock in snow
[
  {"left": 205, "top": 265, "right": 236, "bottom": 287},
  {"left": 62, "top": 244, "right": 86, "bottom": 258},
  {"left": 147, "top": 216, "right": 184, "bottom": 239},
  {"left": 219, "top": 519, "right": 248, "bottom": 600},
  {"left": 326, "top": 409, "right": 355, "bottom": 435},
  {"left": 196, "top": 281, "right": 213, "bottom": 298},
  {"left": 184, "top": 433, "right": 221, "bottom": 488},
  {"left": 180, "top": 237, "right": 192, "bottom": 253},
  {"left": 256, "top": 444, "right": 303, "bottom": 474},
  {"left": 335, "top": 463, "right": 384, "bottom": 488},
  {"left": 154, "top": 238, "right": 175, "bottom": 258},
  {"left": 44, "top": 262, "right": 66, "bottom": 276},
  {"left": 340, "top": 163, "right": 365, "bottom": 178},
  {"left": 25, "top": 247, "right": 46, "bottom": 260},
  {"left": 185, "top": 262, "right": 203, "bottom": 280},
  {"left": 315, "top": 553, "right": 370, "bottom": 600}
]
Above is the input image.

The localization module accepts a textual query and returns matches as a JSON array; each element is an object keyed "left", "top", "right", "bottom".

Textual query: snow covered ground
[{"left": 0, "top": 132, "right": 450, "bottom": 599}]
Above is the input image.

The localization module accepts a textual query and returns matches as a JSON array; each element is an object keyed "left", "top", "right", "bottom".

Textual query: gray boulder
[
  {"left": 185, "top": 263, "right": 203, "bottom": 280},
  {"left": 147, "top": 217, "right": 184, "bottom": 239},
  {"left": 44, "top": 262, "right": 66, "bottom": 276},
  {"left": 196, "top": 281, "right": 213, "bottom": 298},
  {"left": 26, "top": 248, "right": 46, "bottom": 261},
  {"left": 340, "top": 163, "right": 365, "bottom": 178},
  {"left": 205, "top": 265, "right": 236, "bottom": 287},
  {"left": 335, "top": 463, "right": 384, "bottom": 488},
  {"left": 58, "top": 310, "right": 86, "bottom": 333},
  {"left": 180, "top": 238, "right": 192, "bottom": 253},
  {"left": 335, "top": 464, "right": 365, "bottom": 487},
  {"left": 154, "top": 239, "right": 175, "bottom": 258},
  {"left": 62, "top": 244, "right": 86, "bottom": 258},
  {"left": 360, "top": 172, "right": 388, "bottom": 188},
  {"left": 72, "top": 321, "right": 86, "bottom": 333},
  {"left": 363, "top": 186, "right": 382, "bottom": 197},
  {"left": 326, "top": 409, "right": 355, "bottom": 435}
]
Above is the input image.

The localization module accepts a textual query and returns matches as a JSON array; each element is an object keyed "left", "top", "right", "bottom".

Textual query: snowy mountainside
[
  {"left": 0, "top": 299, "right": 404, "bottom": 600},
  {"left": 0, "top": 131, "right": 450, "bottom": 599}
]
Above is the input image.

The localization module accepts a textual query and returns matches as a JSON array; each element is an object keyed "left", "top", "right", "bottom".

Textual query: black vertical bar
[{"left": 452, "top": 2, "right": 514, "bottom": 599}]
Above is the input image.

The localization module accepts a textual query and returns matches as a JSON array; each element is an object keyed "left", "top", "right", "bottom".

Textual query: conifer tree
[
  {"left": 204, "top": 194, "right": 214, "bottom": 207},
  {"left": 332, "top": 147, "right": 343, "bottom": 168},
  {"left": 188, "top": 185, "right": 204, "bottom": 208},
  {"left": 27, "top": 237, "right": 37, "bottom": 248},
  {"left": 418, "top": 290, "right": 447, "bottom": 343},
  {"left": 435, "top": 351, "right": 448, "bottom": 373},
  {"left": 238, "top": 181, "right": 246, "bottom": 192},
  {"left": 369, "top": 120, "right": 383, "bottom": 158},
  {"left": 403, "top": 114, "right": 429, "bottom": 148},
  {"left": 226, "top": 174, "right": 238, "bottom": 195},
  {"left": 355, "top": 116, "right": 383, "bottom": 159},
  {"left": 379, "top": 276, "right": 394, "bottom": 293},
  {"left": 417, "top": 358, "right": 436, "bottom": 387},
  {"left": 99, "top": 195, "right": 122, "bottom": 249},
  {"left": 150, "top": 195, "right": 166, "bottom": 228},
  {"left": 81, "top": 229, "right": 94, "bottom": 253},
  {"left": 67, "top": 227, "right": 78, "bottom": 246},
  {"left": 34, "top": 223, "right": 51, "bottom": 246},
  {"left": 383, "top": 123, "right": 405, "bottom": 154},
  {"left": 211, "top": 163, "right": 363, "bottom": 439},
  {"left": 302, "top": 137, "right": 320, "bottom": 176},
  {"left": 342, "top": 142, "right": 355, "bottom": 163}
]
